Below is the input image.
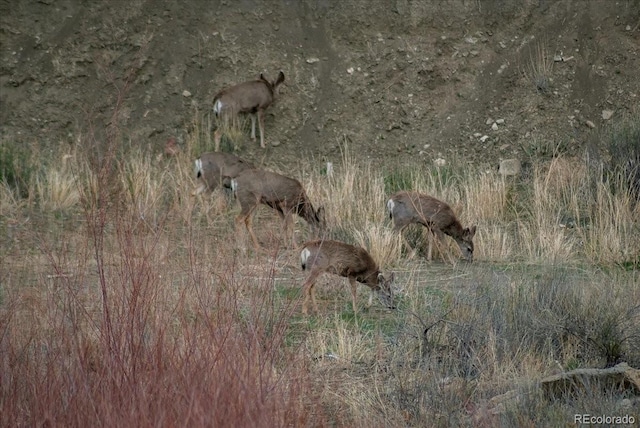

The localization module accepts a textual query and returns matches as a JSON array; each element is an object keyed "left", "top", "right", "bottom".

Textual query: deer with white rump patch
[
  {"left": 300, "top": 239, "right": 396, "bottom": 315},
  {"left": 231, "top": 168, "right": 325, "bottom": 250},
  {"left": 387, "top": 191, "right": 477, "bottom": 262},
  {"left": 213, "top": 71, "right": 285, "bottom": 151},
  {"left": 191, "top": 152, "right": 254, "bottom": 196}
]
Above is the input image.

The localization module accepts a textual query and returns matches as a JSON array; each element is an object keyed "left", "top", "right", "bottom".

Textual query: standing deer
[
  {"left": 213, "top": 71, "right": 285, "bottom": 151},
  {"left": 191, "top": 152, "right": 254, "bottom": 196},
  {"left": 387, "top": 191, "right": 477, "bottom": 262},
  {"left": 300, "top": 239, "right": 396, "bottom": 315},
  {"left": 231, "top": 168, "right": 325, "bottom": 249}
]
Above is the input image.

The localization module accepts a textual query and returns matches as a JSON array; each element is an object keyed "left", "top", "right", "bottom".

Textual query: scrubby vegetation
[{"left": 1, "top": 116, "right": 639, "bottom": 426}]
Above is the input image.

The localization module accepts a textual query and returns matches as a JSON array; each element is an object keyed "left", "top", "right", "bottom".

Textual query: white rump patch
[
  {"left": 213, "top": 99, "right": 223, "bottom": 115},
  {"left": 194, "top": 158, "right": 202, "bottom": 177},
  {"left": 300, "top": 247, "right": 311, "bottom": 269},
  {"left": 386, "top": 199, "right": 395, "bottom": 216},
  {"left": 230, "top": 178, "right": 238, "bottom": 194}
]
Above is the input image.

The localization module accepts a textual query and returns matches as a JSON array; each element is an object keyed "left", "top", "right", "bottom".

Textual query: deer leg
[
  {"left": 234, "top": 214, "right": 248, "bottom": 251},
  {"left": 367, "top": 288, "right": 375, "bottom": 308},
  {"left": 427, "top": 229, "right": 446, "bottom": 261},
  {"left": 284, "top": 213, "right": 296, "bottom": 249},
  {"left": 433, "top": 229, "right": 446, "bottom": 262},
  {"left": 257, "top": 109, "right": 266, "bottom": 148},
  {"left": 302, "top": 270, "right": 322, "bottom": 315},
  {"left": 214, "top": 129, "right": 222, "bottom": 152},
  {"left": 348, "top": 277, "right": 358, "bottom": 315},
  {"left": 311, "top": 282, "right": 319, "bottom": 314},
  {"left": 426, "top": 228, "right": 434, "bottom": 261},
  {"left": 394, "top": 224, "right": 417, "bottom": 259},
  {"left": 250, "top": 113, "right": 257, "bottom": 141},
  {"left": 244, "top": 214, "right": 261, "bottom": 250},
  {"left": 235, "top": 203, "right": 261, "bottom": 251}
]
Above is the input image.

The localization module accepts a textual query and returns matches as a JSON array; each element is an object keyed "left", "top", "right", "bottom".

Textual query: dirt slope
[{"left": 1, "top": 0, "right": 639, "bottom": 167}]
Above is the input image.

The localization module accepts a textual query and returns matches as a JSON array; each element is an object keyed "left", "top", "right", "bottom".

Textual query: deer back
[
  {"left": 389, "top": 191, "right": 463, "bottom": 233},
  {"left": 214, "top": 71, "right": 285, "bottom": 115},
  {"left": 301, "top": 240, "right": 381, "bottom": 286},
  {"left": 389, "top": 191, "right": 476, "bottom": 261},
  {"left": 233, "top": 168, "right": 324, "bottom": 230},
  {"left": 233, "top": 169, "right": 302, "bottom": 204}
]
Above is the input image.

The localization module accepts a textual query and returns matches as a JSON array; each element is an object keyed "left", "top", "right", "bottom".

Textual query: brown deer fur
[
  {"left": 213, "top": 71, "right": 285, "bottom": 150},
  {"left": 192, "top": 152, "right": 254, "bottom": 196},
  {"left": 231, "top": 168, "right": 324, "bottom": 249},
  {"left": 387, "top": 191, "right": 477, "bottom": 262},
  {"left": 300, "top": 239, "right": 395, "bottom": 315}
]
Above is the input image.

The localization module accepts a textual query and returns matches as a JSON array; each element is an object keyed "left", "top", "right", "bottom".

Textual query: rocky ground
[{"left": 1, "top": 0, "right": 639, "bottom": 169}]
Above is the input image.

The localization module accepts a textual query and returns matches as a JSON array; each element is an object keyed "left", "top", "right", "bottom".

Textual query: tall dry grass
[{"left": 1, "top": 133, "right": 639, "bottom": 426}]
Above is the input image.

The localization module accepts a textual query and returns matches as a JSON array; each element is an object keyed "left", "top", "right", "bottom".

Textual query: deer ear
[
  {"left": 468, "top": 225, "right": 477, "bottom": 238},
  {"left": 276, "top": 71, "right": 285, "bottom": 85},
  {"left": 316, "top": 206, "right": 325, "bottom": 223}
]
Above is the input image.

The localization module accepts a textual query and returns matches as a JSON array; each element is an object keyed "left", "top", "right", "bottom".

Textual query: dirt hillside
[{"left": 1, "top": 0, "right": 639, "bottom": 168}]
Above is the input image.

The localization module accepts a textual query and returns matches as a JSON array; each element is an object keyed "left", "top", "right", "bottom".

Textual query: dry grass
[
  {"left": 523, "top": 39, "right": 554, "bottom": 93},
  {"left": 1, "top": 133, "right": 639, "bottom": 426}
]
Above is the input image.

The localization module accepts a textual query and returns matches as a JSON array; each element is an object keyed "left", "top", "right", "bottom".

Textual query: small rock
[
  {"left": 306, "top": 57, "right": 320, "bottom": 64},
  {"left": 347, "top": 67, "right": 354, "bottom": 74},
  {"left": 480, "top": 135, "right": 489, "bottom": 143},
  {"left": 271, "top": 140, "right": 281, "bottom": 147},
  {"left": 423, "top": 144, "right": 430, "bottom": 149},
  {"left": 586, "top": 120, "right": 596, "bottom": 129},
  {"left": 434, "top": 158, "right": 446, "bottom": 166},
  {"left": 473, "top": 132, "right": 482, "bottom": 138},
  {"left": 499, "top": 159, "right": 521, "bottom": 176},
  {"left": 602, "top": 110, "right": 614, "bottom": 120},
  {"left": 491, "top": 122, "right": 499, "bottom": 131},
  {"left": 554, "top": 54, "right": 563, "bottom": 62},
  {"left": 496, "top": 119, "right": 505, "bottom": 125},
  {"left": 182, "top": 90, "right": 191, "bottom": 97},
  {"left": 626, "top": 25, "right": 632, "bottom": 31},
  {"left": 485, "top": 118, "right": 494, "bottom": 125}
]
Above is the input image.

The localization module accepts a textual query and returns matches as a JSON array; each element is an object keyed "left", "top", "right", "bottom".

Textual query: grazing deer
[
  {"left": 231, "top": 168, "right": 325, "bottom": 249},
  {"left": 192, "top": 152, "right": 254, "bottom": 196},
  {"left": 213, "top": 71, "right": 285, "bottom": 151},
  {"left": 300, "top": 239, "right": 396, "bottom": 315},
  {"left": 387, "top": 191, "right": 477, "bottom": 262}
]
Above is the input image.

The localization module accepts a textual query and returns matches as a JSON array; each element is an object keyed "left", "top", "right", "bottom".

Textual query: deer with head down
[
  {"left": 300, "top": 239, "right": 396, "bottom": 315},
  {"left": 387, "top": 191, "right": 477, "bottom": 262},
  {"left": 231, "top": 168, "right": 325, "bottom": 250},
  {"left": 191, "top": 152, "right": 254, "bottom": 196},
  {"left": 213, "top": 71, "right": 285, "bottom": 151}
]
